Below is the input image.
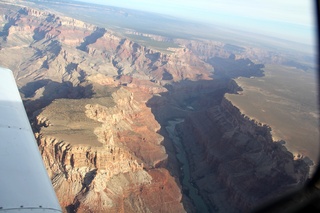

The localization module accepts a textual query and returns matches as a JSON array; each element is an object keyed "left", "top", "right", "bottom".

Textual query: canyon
[{"left": 0, "top": 2, "right": 315, "bottom": 212}]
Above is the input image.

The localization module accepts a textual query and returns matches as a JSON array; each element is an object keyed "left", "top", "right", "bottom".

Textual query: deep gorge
[{"left": 147, "top": 77, "right": 310, "bottom": 212}]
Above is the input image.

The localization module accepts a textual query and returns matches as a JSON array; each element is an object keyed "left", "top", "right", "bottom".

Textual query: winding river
[{"left": 165, "top": 119, "right": 209, "bottom": 213}]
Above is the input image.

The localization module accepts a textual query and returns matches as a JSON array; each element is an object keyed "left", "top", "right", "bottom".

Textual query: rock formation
[
  {"left": 177, "top": 98, "right": 309, "bottom": 211},
  {"left": 0, "top": 5, "right": 212, "bottom": 87},
  {"left": 147, "top": 78, "right": 310, "bottom": 212},
  {"left": 34, "top": 82, "right": 184, "bottom": 212}
]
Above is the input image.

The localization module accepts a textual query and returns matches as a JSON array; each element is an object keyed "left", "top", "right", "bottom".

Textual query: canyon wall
[
  {"left": 147, "top": 75, "right": 310, "bottom": 212},
  {"left": 34, "top": 83, "right": 185, "bottom": 212},
  {"left": 175, "top": 97, "right": 310, "bottom": 212}
]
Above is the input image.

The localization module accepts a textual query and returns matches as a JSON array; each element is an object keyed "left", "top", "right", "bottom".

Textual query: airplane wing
[{"left": 0, "top": 68, "right": 62, "bottom": 212}]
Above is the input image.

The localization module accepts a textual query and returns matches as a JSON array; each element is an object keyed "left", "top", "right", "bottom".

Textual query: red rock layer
[{"left": 35, "top": 84, "right": 185, "bottom": 212}]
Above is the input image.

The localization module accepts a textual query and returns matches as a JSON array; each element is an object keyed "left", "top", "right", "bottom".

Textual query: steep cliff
[
  {"left": 145, "top": 75, "right": 310, "bottom": 212},
  {"left": 176, "top": 98, "right": 309, "bottom": 212},
  {"left": 34, "top": 82, "right": 185, "bottom": 212}
]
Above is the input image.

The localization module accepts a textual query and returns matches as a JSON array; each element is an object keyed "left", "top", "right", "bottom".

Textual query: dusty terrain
[
  {"left": 0, "top": 2, "right": 316, "bottom": 212},
  {"left": 226, "top": 64, "right": 319, "bottom": 163}
]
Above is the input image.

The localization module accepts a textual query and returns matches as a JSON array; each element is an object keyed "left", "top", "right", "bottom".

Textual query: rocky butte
[{"left": 0, "top": 3, "right": 312, "bottom": 213}]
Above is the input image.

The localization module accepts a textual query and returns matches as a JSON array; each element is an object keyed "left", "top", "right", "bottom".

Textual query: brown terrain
[
  {"left": 225, "top": 64, "right": 319, "bottom": 164},
  {"left": 0, "top": 3, "right": 314, "bottom": 213}
]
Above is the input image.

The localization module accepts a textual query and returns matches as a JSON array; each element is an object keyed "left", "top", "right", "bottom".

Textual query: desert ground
[{"left": 226, "top": 64, "right": 319, "bottom": 163}]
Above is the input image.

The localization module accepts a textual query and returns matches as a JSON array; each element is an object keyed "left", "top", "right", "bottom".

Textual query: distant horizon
[{"left": 76, "top": 0, "right": 316, "bottom": 47}]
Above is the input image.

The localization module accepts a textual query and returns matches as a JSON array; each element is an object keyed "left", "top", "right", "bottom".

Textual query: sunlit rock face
[
  {"left": 0, "top": 6, "right": 212, "bottom": 88},
  {"left": 35, "top": 84, "right": 184, "bottom": 212}
]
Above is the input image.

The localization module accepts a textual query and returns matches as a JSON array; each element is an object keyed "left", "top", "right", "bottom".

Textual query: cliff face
[
  {"left": 34, "top": 83, "right": 184, "bottom": 212},
  {"left": 176, "top": 98, "right": 309, "bottom": 212},
  {"left": 38, "top": 136, "right": 183, "bottom": 213},
  {"left": 146, "top": 75, "right": 310, "bottom": 212},
  {"left": 176, "top": 39, "right": 288, "bottom": 64}
]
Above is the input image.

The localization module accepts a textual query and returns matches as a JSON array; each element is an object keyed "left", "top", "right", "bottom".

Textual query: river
[{"left": 165, "top": 118, "right": 210, "bottom": 213}]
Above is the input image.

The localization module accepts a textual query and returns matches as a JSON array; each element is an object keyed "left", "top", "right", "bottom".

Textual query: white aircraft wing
[{"left": 0, "top": 68, "right": 62, "bottom": 212}]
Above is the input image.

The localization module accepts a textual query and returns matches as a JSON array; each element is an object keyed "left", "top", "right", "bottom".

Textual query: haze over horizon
[{"left": 77, "top": 0, "right": 316, "bottom": 48}]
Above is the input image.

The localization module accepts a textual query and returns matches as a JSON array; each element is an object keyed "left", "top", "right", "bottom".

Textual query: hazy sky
[{"left": 78, "top": 0, "right": 316, "bottom": 45}]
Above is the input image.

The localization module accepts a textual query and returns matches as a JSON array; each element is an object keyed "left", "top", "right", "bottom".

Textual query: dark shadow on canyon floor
[
  {"left": 21, "top": 80, "right": 94, "bottom": 117},
  {"left": 147, "top": 78, "right": 233, "bottom": 212},
  {"left": 145, "top": 60, "right": 311, "bottom": 212}
]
